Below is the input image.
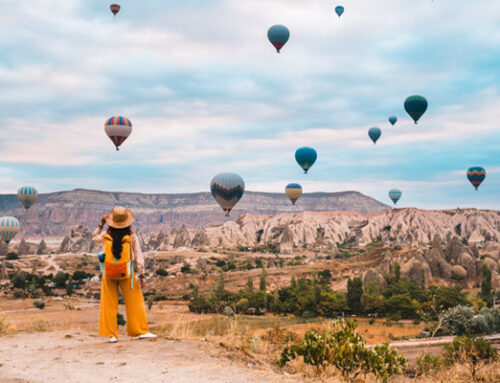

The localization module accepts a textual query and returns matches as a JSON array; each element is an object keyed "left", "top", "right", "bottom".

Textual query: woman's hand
[
  {"left": 139, "top": 275, "right": 146, "bottom": 289},
  {"left": 100, "top": 214, "right": 108, "bottom": 227}
]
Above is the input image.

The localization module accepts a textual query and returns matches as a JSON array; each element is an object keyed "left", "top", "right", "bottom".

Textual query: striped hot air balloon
[
  {"left": 110, "top": 3, "right": 121, "bottom": 16},
  {"left": 210, "top": 173, "right": 245, "bottom": 217},
  {"left": 104, "top": 116, "right": 133, "bottom": 151},
  {"left": 267, "top": 25, "right": 290, "bottom": 53},
  {"left": 467, "top": 166, "right": 486, "bottom": 190},
  {"left": 285, "top": 183, "right": 302, "bottom": 205},
  {"left": 388, "top": 189, "right": 402, "bottom": 205},
  {"left": 0, "top": 217, "right": 20, "bottom": 244},
  {"left": 17, "top": 186, "right": 38, "bottom": 210}
]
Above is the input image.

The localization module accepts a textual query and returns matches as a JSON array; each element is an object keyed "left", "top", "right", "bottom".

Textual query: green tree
[
  {"left": 347, "top": 277, "right": 363, "bottom": 314},
  {"left": 384, "top": 294, "right": 420, "bottom": 319},
  {"left": 259, "top": 267, "right": 267, "bottom": 292},
  {"left": 246, "top": 276, "right": 254, "bottom": 292},
  {"left": 66, "top": 278, "right": 74, "bottom": 296},
  {"left": 478, "top": 264, "right": 493, "bottom": 307},
  {"left": 290, "top": 276, "right": 297, "bottom": 289},
  {"left": 394, "top": 262, "right": 401, "bottom": 283},
  {"left": 216, "top": 270, "right": 225, "bottom": 298},
  {"left": 53, "top": 271, "right": 68, "bottom": 289}
]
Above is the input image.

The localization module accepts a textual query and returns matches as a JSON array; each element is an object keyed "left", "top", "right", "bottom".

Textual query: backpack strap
[{"left": 130, "top": 260, "right": 134, "bottom": 290}]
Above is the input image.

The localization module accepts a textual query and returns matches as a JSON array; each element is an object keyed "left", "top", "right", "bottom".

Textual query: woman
[{"left": 93, "top": 206, "right": 156, "bottom": 343}]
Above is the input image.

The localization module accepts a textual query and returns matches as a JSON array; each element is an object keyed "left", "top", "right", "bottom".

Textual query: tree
[
  {"left": 247, "top": 276, "right": 254, "bottom": 292},
  {"left": 53, "top": 271, "right": 68, "bottom": 288},
  {"left": 347, "top": 277, "right": 363, "bottom": 314},
  {"left": 36, "top": 239, "right": 48, "bottom": 255},
  {"left": 384, "top": 294, "right": 420, "bottom": 319},
  {"left": 478, "top": 264, "right": 493, "bottom": 307},
  {"left": 216, "top": 270, "right": 225, "bottom": 298},
  {"left": 66, "top": 278, "right": 74, "bottom": 296},
  {"left": 259, "top": 267, "right": 267, "bottom": 292},
  {"left": 394, "top": 262, "right": 401, "bottom": 283},
  {"left": 290, "top": 276, "right": 297, "bottom": 289}
]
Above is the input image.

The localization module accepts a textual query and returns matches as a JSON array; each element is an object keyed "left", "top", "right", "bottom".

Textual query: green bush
[
  {"left": 416, "top": 352, "right": 444, "bottom": 376},
  {"left": 117, "top": 313, "right": 126, "bottom": 326},
  {"left": 6, "top": 252, "right": 19, "bottom": 260},
  {"left": 33, "top": 300, "right": 46, "bottom": 310},
  {"left": 444, "top": 336, "right": 498, "bottom": 380},
  {"left": 155, "top": 269, "right": 168, "bottom": 277},
  {"left": 11, "top": 274, "right": 27, "bottom": 289},
  {"left": 384, "top": 294, "right": 419, "bottom": 319},
  {"left": 279, "top": 319, "right": 407, "bottom": 382}
]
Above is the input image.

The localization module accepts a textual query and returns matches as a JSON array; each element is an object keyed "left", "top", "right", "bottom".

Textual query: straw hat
[{"left": 106, "top": 206, "right": 135, "bottom": 229}]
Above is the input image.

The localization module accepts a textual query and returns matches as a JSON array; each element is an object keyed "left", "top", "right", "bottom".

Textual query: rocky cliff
[{"left": 0, "top": 188, "right": 388, "bottom": 237}]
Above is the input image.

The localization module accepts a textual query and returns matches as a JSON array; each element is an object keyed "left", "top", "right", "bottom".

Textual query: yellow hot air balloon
[{"left": 285, "top": 183, "right": 302, "bottom": 205}]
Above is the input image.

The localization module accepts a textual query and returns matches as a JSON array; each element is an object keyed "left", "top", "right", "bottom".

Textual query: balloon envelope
[
  {"left": 210, "top": 173, "right": 245, "bottom": 216},
  {"left": 368, "top": 127, "right": 382, "bottom": 144},
  {"left": 295, "top": 147, "right": 317, "bottom": 174},
  {"left": 285, "top": 183, "right": 302, "bottom": 205},
  {"left": 467, "top": 166, "right": 486, "bottom": 190},
  {"left": 267, "top": 25, "right": 290, "bottom": 53},
  {"left": 110, "top": 4, "right": 121, "bottom": 16},
  {"left": 17, "top": 186, "right": 38, "bottom": 210},
  {"left": 388, "top": 116, "right": 398, "bottom": 126},
  {"left": 105, "top": 116, "right": 132, "bottom": 150},
  {"left": 404, "top": 95, "right": 428, "bottom": 124},
  {"left": 335, "top": 6, "right": 344, "bottom": 17},
  {"left": 0, "top": 217, "right": 20, "bottom": 244},
  {"left": 388, "top": 189, "right": 402, "bottom": 205}
]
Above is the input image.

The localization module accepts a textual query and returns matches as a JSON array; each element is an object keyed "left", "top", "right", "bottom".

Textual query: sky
[{"left": 0, "top": 0, "right": 500, "bottom": 209}]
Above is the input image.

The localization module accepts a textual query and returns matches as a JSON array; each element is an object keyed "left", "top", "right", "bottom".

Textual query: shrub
[
  {"left": 33, "top": 300, "right": 46, "bottom": 310},
  {"left": 223, "top": 306, "right": 235, "bottom": 317},
  {"left": 384, "top": 294, "right": 419, "bottom": 319},
  {"left": 27, "top": 318, "right": 51, "bottom": 332},
  {"left": 147, "top": 296, "right": 154, "bottom": 311},
  {"left": 6, "top": 252, "right": 19, "bottom": 260},
  {"left": 369, "top": 343, "right": 408, "bottom": 383},
  {"left": 11, "top": 273, "right": 27, "bottom": 289},
  {"left": 444, "top": 336, "right": 498, "bottom": 380},
  {"left": 439, "top": 305, "right": 475, "bottom": 336},
  {"left": 117, "top": 313, "right": 126, "bottom": 326},
  {"left": 416, "top": 352, "right": 444, "bottom": 376},
  {"left": 0, "top": 315, "right": 9, "bottom": 335},
  {"left": 155, "top": 269, "right": 168, "bottom": 277}
]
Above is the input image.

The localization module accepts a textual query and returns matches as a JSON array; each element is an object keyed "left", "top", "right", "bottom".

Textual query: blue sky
[{"left": 1, "top": 0, "right": 500, "bottom": 209}]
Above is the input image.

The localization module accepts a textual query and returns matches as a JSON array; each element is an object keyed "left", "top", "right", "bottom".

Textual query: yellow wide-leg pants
[{"left": 99, "top": 276, "right": 149, "bottom": 338}]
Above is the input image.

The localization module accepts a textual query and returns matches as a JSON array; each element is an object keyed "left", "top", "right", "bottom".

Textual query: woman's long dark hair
[{"left": 107, "top": 226, "right": 131, "bottom": 260}]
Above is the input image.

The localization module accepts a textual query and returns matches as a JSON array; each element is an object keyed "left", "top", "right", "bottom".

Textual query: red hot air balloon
[{"left": 110, "top": 4, "right": 121, "bottom": 16}]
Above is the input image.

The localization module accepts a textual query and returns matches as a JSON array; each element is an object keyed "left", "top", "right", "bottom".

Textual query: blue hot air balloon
[
  {"left": 17, "top": 186, "right": 38, "bottom": 210},
  {"left": 285, "top": 183, "right": 303, "bottom": 205},
  {"left": 295, "top": 147, "right": 317, "bottom": 174},
  {"left": 210, "top": 173, "right": 245, "bottom": 216},
  {"left": 267, "top": 25, "right": 290, "bottom": 53},
  {"left": 467, "top": 166, "right": 486, "bottom": 191},
  {"left": 0, "top": 217, "right": 20, "bottom": 244},
  {"left": 388, "top": 116, "right": 398, "bottom": 126},
  {"left": 368, "top": 127, "right": 382, "bottom": 144},
  {"left": 388, "top": 189, "right": 402, "bottom": 205},
  {"left": 404, "top": 95, "right": 428, "bottom": 124},
  {"left": 335, "top": 6, "right": 344, "bottom": 17}
]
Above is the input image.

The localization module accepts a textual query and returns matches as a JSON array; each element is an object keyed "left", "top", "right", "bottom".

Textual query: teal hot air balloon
[
  {"left": 210, "top": 173, "right": 245, "bottom": 216},
  {"left": 368, "top": 127, "right": 382, "bottom": 144},
  {"left": 388, "top": 189, "right": 402, "bottom": 205},
  {"left": 285, "top": 183, "right": 302, "bottom": 205},
  {"left": 267, "top": 25, "right": 290, "bottom": 53},
  {"left": 335, "top": 5, "right": 344, "bottom": 17},
  {"left": 467, "top": 166, "right": 486, "bottom": 190},
  {"left": 0, "top": 217, "right": 20, "bottom": 244},
  {"left": 388, "top": 116, "right": 398, "bottom": 126},
  {"left": 17, "top": 186, "right": 38, "bottom": 210},
  {"left": 295, "top": 147, "right": 317, "bottom": 174},
  {"left": 404, "top": 95, "right": 428, "bottom": 124}
]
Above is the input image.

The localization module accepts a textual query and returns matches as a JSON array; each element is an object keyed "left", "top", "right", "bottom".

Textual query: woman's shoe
[
  {"left": 138, "top": 332, "right": 157, "bottom": 340},
  {"left": 108, "top": 337, "right": 118, "bottom": 343}
]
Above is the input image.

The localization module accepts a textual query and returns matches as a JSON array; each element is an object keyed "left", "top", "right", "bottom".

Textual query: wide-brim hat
[{"left": 106, "top": 206, "right": 135, "bottom": 229}]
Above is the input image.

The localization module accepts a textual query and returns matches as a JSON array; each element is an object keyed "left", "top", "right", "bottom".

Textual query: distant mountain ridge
[{"left": 0, "top": 188, "right": 389, "bottom": 237}]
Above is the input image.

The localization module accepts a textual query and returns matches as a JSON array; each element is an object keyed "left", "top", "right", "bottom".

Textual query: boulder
[
  {"left": 401, "top": 258, "right": 431, "bottom": 286},
  {"left": 483, "top": 257, "right": 499, "bottom": 273},
  {"left": 451, "top": 265, "right": 467, "bottom": 280},
  {"left": 426, "top": 247, "right": 452, "bottom": 279}
]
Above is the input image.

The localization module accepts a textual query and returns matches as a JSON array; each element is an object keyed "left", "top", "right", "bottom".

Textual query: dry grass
[
  {"left": 25, "top": 317, "right": 52, "bottom": 332},
  {"left": 0, "top": 314, "right": 9, "bottom": 335}
]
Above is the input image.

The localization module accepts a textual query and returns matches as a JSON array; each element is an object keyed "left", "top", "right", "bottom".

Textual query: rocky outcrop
[{"left": 58, "top": 226, "right": 95, "bottom": 253}]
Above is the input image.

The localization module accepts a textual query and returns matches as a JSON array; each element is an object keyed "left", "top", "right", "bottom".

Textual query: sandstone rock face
[
  {"left": 59, "top": 226, "right": 95, "bottom": 254},
  {"left": 0, "top": 189, "right": 389, "bottom": 237},
  {"left": 451, "top": 265, "right": 467, "bottom": 279}
]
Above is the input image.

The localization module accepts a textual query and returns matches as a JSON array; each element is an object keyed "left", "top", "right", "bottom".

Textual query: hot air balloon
[
  {"left": 210, "top": 173, "right": 245, "bottom": 217},
  {"left": 110, "top": 4, "right": 121, "bottom": 16},
  {"left": 0, "top": 217, "right": 20, "bottom": 244},
  {"left": 17, "top": 186, "right": 38, "bottom": 210},
  {"left": 467, "top": 166, "right": 486, "bottom": 190},
  {"left": 295, "top": 147, "right": 317, "bottom": 174},
  {"left": 404, "top": 95, "right": 428, "bottom": 124},
  {"left": 335, "top": 6, "right": 344, "bottom": 17},
  {"left": 368, "top": 127, "right": 382, "bottom": 144},
  {"left": 104, "top": 116, "right": 132, "bottom": 151},
  {"left": 389, "top": 116, "right": 398, "bottom": 126},
  {"left": 285, "top": 183, "right": 302, "bottom": 205},
  {"left": 388, "top": 189, "right": 402, "bottom": 205},
  {"left": 267, "top": 25, "right": 290, "bottom": 53}
]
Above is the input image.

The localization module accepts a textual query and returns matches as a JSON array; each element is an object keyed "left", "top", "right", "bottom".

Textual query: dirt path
[{"left": 0, "top": 331, "right": 294, "bottom": 383}]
